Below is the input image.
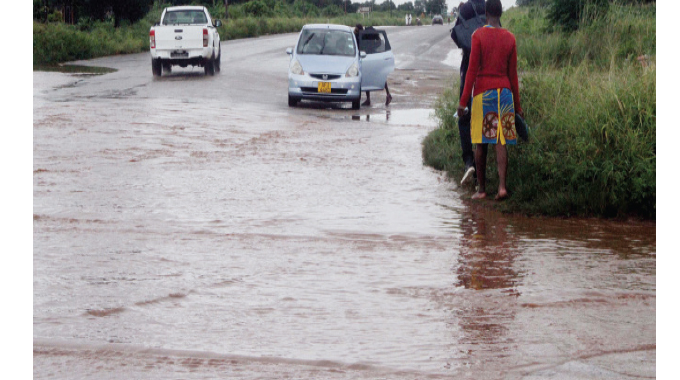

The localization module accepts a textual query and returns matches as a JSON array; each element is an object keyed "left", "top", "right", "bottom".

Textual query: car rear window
[
  {"left": 163, "top": 10, "right": 207, "bottom": 25},
  {"left": 296, "top": 29, "right": 356, "bottom": 56}
]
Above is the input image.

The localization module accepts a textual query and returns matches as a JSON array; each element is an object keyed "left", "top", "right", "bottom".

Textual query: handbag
[
  {"left": 451, "top": 4, "right": 486, "bottom": 51},
  {"left": 515, "top": 114, "right": 529, "bottom": 142}
]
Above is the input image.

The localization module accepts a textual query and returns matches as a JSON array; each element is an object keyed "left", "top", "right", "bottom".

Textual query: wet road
[{"left": 33, "top": 25, "right": 656, "bottom": 379}]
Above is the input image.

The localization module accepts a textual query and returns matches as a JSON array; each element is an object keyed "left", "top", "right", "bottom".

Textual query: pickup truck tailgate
[{"left": 154, "top": 25, "right": 205, "bottom": 51}]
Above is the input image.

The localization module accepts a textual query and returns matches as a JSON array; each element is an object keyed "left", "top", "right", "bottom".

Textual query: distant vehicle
[
  {"left": 432, "top": 15, "right": 444, "bottom": 25},
  {"left": 286, "top": 24, "right": 394, "bottom": 110},
  {"left": 149, "top": 6, "right": 222, "bottom": 76}
]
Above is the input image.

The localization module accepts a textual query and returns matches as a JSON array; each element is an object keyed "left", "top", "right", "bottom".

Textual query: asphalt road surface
[{"left": 33, "top": 25, "right": 655, "bottom": 379}]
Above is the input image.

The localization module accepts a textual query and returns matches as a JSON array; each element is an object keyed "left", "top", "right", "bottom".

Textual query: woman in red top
[{"left": 457, "top": 0, "right": 523, "bottom": 200}]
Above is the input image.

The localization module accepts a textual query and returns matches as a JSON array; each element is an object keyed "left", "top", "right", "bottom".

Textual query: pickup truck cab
[{"left": 149, "top": 6, "right": 222, "bottom": 76}]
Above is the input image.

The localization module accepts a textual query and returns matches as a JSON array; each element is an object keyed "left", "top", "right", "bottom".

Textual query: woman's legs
[
  {"left": 495, "top": 143, "right": 508, "bottom": 200},
  {"left": 472, "top": 143, "right": 509, "bottom": 200},
  {"left": 385, "top": 83, "right": 392, "bottom": 105},
  {"left": 472, "top": 144, "right": 488, "bottom": 199}
]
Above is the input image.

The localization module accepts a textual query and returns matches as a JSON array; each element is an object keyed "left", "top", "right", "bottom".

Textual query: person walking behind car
[
  {"left": 353, "top": 24, "right": 393, "bottom": 107},
  {"left": 457, "top": 0, "right": 523, "bottom": 201},
  {"left": 453, "top": 0, "right": 486, "bottom": 185}
]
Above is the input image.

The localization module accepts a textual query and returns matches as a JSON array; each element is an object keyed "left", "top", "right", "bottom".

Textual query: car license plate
[
  {"left": 171, "top": 50, "right": 188, "bottom": 58},
  {"left": 318, "top": 82, "right": 331, "bottom": 93}
]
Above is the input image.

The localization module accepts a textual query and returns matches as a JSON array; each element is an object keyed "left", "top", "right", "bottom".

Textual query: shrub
[
  {"left": 321, "top": 5, "right": 344, "bottom": 17},
  {"left": 293, "top": 0, "right": 318, "bottom": 17},
  {"left": 242, "top": 0, "right": 274, "bottom": 17},
  {"left": 546, "top": 0, "right": 609, "bottom": 32},
  {"left": 47, "top": 10, "right": 63, "bottom": 23}
]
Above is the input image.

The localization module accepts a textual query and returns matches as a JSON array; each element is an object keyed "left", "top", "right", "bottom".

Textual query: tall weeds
[{"left": 423, "top": 3, "right": 656, "bottom": 219}]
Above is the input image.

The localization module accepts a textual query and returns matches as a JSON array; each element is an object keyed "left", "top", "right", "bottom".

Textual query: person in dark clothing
[{"left": 454, "top": 0, "right": 486, "bottom": 185}]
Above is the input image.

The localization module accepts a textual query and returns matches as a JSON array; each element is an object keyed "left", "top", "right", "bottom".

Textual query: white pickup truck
[{"left": 149, "top": 6, "right": 222, "bottom": 76}]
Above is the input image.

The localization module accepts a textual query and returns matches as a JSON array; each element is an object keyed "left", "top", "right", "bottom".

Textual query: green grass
[
  {"left": 505, "top": 3, "right": 656, "bottom": 70},
  {"left": 423, "top": 3, "right": 656, "bottom": 219}
]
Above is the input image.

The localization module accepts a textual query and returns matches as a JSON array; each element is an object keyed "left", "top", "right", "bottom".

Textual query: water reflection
[
  {"left": 33, "top": 64, "right": 117, "bottom": 75},
  {"left": 453, "top": 203, "right": 521, "bottom": 354},
  {"left": 349, "top": 109, "right": 434, "bottom": 126},
  {"left": 456, "top": 204, "right": 521, "bottom": 294}
]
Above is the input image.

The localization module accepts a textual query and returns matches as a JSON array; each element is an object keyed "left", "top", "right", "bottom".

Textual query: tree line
[{"left": 34, "top": 0, "right": 449, "bottom": 27}]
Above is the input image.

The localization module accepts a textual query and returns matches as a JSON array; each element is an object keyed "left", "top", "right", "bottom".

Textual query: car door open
[{"left": 358, "top": 29, "right": 395, "bottom": 91}]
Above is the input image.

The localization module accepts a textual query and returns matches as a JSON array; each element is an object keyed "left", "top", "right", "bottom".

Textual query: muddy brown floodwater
[{"left": 33, "top": 26, "right": 655, "bottom": 379}]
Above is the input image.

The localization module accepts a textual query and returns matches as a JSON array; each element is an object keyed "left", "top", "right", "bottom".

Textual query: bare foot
[
  {"left": 495, "top": 189, "right": 508, "bottom": 201},
  {"left": 472, "top": 192, "right": 486, "bottom": 200},
  {"left": 385, "top": 94, "right": 392, "bottom": 106}
]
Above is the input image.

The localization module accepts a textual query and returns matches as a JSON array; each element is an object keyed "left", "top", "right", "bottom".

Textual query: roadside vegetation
[
  {"left": 423, "top": 0, "right": 655, "bottom": 219},
  {"left": 34, "top": 0, "right": 443, "bottom": 65}
]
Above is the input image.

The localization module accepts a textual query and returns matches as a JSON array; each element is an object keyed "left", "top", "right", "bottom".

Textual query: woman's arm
[
  {"left": 508, "top": 38, "right": 522, "bottom": 115},
  {"left": 459, "top": 32, "right": 482, "bottom": 109}
]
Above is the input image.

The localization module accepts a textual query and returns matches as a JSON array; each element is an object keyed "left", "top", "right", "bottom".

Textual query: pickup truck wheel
[
  {"left": 152, "top": 59, "right": 162, "bottom": 77},
  {"left": 215, "top": 49, "right": 221, "bottom": 73},
  {"left": 352, "top": 99, "right": 360, "bottom": 110},
  {"left": 204, "top": 56, "right": 215, "bottom": 76}
]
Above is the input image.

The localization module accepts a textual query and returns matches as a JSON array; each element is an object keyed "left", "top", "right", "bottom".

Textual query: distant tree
[
  {"left": 82, "top": 0, "right": 110, "bottom": 21},
  {"left": 397, "top": 1, "right": 414, "bottom": 12},
  {"left": 424, "top": 0, "right": 446, "bottom": 15},
  {"left": 516, "top": 0, "right": 551, "bottom": 6},
  {"left": 109, "top": 0, "right": 152, "bottom": 27},
  {"left": 345, "top": 1, "right": 358, "bottom": 13},
  {"left": 377, "top": 0, "right": 396, "bottom": 11},
  {"left": 414, "top": 0, "right": 425, "bottom": 13}
]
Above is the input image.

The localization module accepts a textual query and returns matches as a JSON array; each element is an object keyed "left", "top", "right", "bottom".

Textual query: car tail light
[
  {"left": 203, "top": 28, "right": 208, "bottom": 47},
  {"left": 150, "top": 29, "right": 155, "bottom": 49}
]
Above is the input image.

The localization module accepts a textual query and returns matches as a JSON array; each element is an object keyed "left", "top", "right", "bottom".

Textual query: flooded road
[{"left": 33, "top": 26, "right": 655, "bottom": 379}]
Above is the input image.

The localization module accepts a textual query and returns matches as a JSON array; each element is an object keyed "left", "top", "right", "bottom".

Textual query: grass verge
[{"left": 423, "top": 4, "right": 656, "bottom": 219}]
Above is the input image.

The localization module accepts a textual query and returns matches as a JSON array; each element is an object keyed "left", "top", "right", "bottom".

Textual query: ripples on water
[{"left": 34, "top": 72, "right": 655, "bottom": 379}]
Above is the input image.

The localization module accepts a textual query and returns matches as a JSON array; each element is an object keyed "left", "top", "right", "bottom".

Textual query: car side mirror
[
  {"left": 360, "top": 51, "right": 367, "bottom": 59},
  {"left": 286, "top": 47, "right": 293, "bottom": 55},
  {"left": 214, "top": 19, "right": 222, "bottom": 27}
]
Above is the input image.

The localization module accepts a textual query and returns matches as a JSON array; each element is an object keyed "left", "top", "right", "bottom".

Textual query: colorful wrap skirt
[{"left": 470, "top": 88, "right": 517, "bottom": 145}]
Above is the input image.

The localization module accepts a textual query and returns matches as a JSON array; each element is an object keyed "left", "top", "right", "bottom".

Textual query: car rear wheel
[
  {"left": 152, "top": 59, "right": 162, "bottom": 77},
  {"left": 288, "top": 95, "right": 298, "bottom": 107},
  {"left": 215, "top": 49, "right": 221, "bottom": 73}
]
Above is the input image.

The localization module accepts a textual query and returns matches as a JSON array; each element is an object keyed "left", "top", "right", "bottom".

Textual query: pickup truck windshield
[
  {"left": 163, "top": 10, "right": 207, "bottom": 25},
  {"left": 296, "top": 30, "right": 356, "bottom": 57}
]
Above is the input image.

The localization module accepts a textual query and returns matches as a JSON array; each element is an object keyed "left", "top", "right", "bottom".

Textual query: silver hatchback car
[{"left": 287, "top": 24, "right": 394, "bottom": 109}]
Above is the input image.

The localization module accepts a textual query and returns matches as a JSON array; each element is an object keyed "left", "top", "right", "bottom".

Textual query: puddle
[
  {"left": 33, "top": 64, "right": 117, "bottom": 75},
  {"left": 349, "top": 108, "right": 436, "bottom": 127},
  {"left": 442, "top": 49, "right": 461, "bottom": 68}
]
